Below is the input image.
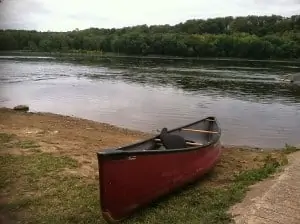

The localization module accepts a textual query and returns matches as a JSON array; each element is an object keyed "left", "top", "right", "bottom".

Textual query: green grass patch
[
  {"left": 0, "top": 133, "right": 18, "bottom": 149},
  {"left": 0, "top": 153, "right": 102, "bottom": 224},
  {"left": 283, "top": 144, "right": 300, "bottom": 154},
  {"left": 17, "top": 139, "right": 40, "bottom": 149},
  {"left": 234, "top": 155, "right": 284, "bottom": 184},
  {"left": 0, "top": 148, "right": 290, "bottom": 224},
  {"left": 0, "top": 133, "right": 15, "bottom": 143},
  {"left": 0, "top": 132, "right": 40, "bottom": 150}
]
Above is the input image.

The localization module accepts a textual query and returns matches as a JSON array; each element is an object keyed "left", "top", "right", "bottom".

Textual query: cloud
[{"left": 0, "top": 0, "right": 299, "bottom": 31}]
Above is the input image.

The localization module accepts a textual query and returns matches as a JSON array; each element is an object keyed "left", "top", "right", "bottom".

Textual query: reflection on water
[
  {"left": 0, "top": 57, "right": 300, "bottom": 148},
  {"left": 79, "top": 59, "right": 300, "bottom": 105}
]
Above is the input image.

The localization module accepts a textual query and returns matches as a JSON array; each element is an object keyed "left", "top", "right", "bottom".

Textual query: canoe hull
[{"left": 97, "top": 140, "right": 222, "bottom": 223}]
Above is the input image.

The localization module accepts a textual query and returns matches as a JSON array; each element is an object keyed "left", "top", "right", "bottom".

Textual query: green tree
[{"left": 0, "top": 14, "right": 299, "bottom": 59}]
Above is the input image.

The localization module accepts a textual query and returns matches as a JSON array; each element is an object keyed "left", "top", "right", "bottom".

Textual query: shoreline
[
  {"left": 1, "top": 51, "right": 300, "bottom": 64},
  {"left": 1, "top": 106, "right": 299, "bottom": 223},
  {"left": 0, "top": 107, "right": 287, "bottom": 151},
  {"left": 0, "top": 107, "right": 153, "bottom": 150}
]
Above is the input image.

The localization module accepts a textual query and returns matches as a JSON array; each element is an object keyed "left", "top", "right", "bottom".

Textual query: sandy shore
[
  {"left": 0, "top": 107, "right": 287, "bottom": 176},
  {"left": 0, "top": 107, "right": 151, "bottom": 177}
]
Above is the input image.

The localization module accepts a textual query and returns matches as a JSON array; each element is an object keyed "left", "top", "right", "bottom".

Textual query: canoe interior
[{"left": 113, "top": 116, "right": 220, "bottom": 152}]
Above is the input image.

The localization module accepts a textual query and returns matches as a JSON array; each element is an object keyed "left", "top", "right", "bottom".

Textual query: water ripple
[{"left": 0, "top": 58, "right": 300, "bottom": 148}]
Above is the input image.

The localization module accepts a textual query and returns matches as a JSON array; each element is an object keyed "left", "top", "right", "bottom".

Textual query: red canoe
[{"left": 97, "top": 116, "right": 222, "bottom": 223}]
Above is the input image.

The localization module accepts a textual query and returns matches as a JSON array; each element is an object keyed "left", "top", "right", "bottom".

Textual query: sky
[{"left": 0, "top": 0, "right": 299, "bottom": 31}]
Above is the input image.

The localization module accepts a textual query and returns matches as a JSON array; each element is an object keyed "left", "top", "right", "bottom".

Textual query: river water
[{"left": 0, "top": 56, "right": 299, "bottom": 148}]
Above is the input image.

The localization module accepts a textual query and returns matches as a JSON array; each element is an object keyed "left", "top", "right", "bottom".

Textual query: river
[{"left": 0, "top": 56, "right": 300, "bottom": 148}]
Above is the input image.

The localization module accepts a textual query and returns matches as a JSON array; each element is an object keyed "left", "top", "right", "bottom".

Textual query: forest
[{"left": 0, "top": 15, "right": 300, "bottom": 60}]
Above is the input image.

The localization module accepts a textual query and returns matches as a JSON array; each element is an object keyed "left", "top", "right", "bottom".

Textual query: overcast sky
[{"left": 0, "top": 0, "right": 299, "bottom": 31}]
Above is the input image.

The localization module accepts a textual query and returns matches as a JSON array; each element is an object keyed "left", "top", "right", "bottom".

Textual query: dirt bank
[
  {"left": 0, "top": 107, "right": 281, "bottom": 178},
  {"left": 0, "top": 107, "right": 151, "bottom": 177}
]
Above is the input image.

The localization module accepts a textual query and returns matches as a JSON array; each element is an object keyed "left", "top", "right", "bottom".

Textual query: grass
[
  {"left": 0, "top": 132, "right": 40, "bottom": 150},
  {"left": 0, "top": 133, "right": 15, "bottom": 143},
  {"left": 18, "top": 139, "right": 40, "bottom": 149},
  {"left": 283, "top": 143, "right": 300, "bottom": 154},
  {"left": 0, "top": 132, "right": 296, "bottom": 224},
  {"left": 0, "top": 133, "right": 102, "bottom": 223},
  {"left": 0, "top": 153, "right": 100, "bottom": 224}
]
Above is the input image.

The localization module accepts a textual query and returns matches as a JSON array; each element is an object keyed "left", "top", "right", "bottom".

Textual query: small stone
[{"left": 13, "top": 105, "right": 29, "bottom": 112}]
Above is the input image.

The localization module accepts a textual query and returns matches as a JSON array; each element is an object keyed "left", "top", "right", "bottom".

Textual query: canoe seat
[{"left": 159, "top": 128, "right": 187, "bottom": 149}]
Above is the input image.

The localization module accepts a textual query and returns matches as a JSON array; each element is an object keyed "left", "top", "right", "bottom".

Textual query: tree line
[{"left": 0, "top": 14, "right": 299, "bottom": 59}]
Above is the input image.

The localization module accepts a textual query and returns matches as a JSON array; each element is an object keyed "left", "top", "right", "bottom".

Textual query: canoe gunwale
[
  {"left": 96, "top": 116, "right": 222, "bottom": 222},
  {"left": 97, "top": 116, "right": 221, "bottom": 157}
]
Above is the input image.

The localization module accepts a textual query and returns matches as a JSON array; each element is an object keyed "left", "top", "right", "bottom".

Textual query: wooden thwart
[
  {"left": 181, "top": 128, "right": 219, "bottom": 134},
  {"left": 154, "top": 138, "right": 203, "bottom": 146}
]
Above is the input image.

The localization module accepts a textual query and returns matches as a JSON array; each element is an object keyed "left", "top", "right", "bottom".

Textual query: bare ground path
[{"left": 231, "top": 151, "right": 300, "bottom": 224}]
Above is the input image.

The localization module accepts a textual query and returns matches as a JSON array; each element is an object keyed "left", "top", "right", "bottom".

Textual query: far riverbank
[{"left": 1, "top": 50, "right": 300, "bottom": 64}]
